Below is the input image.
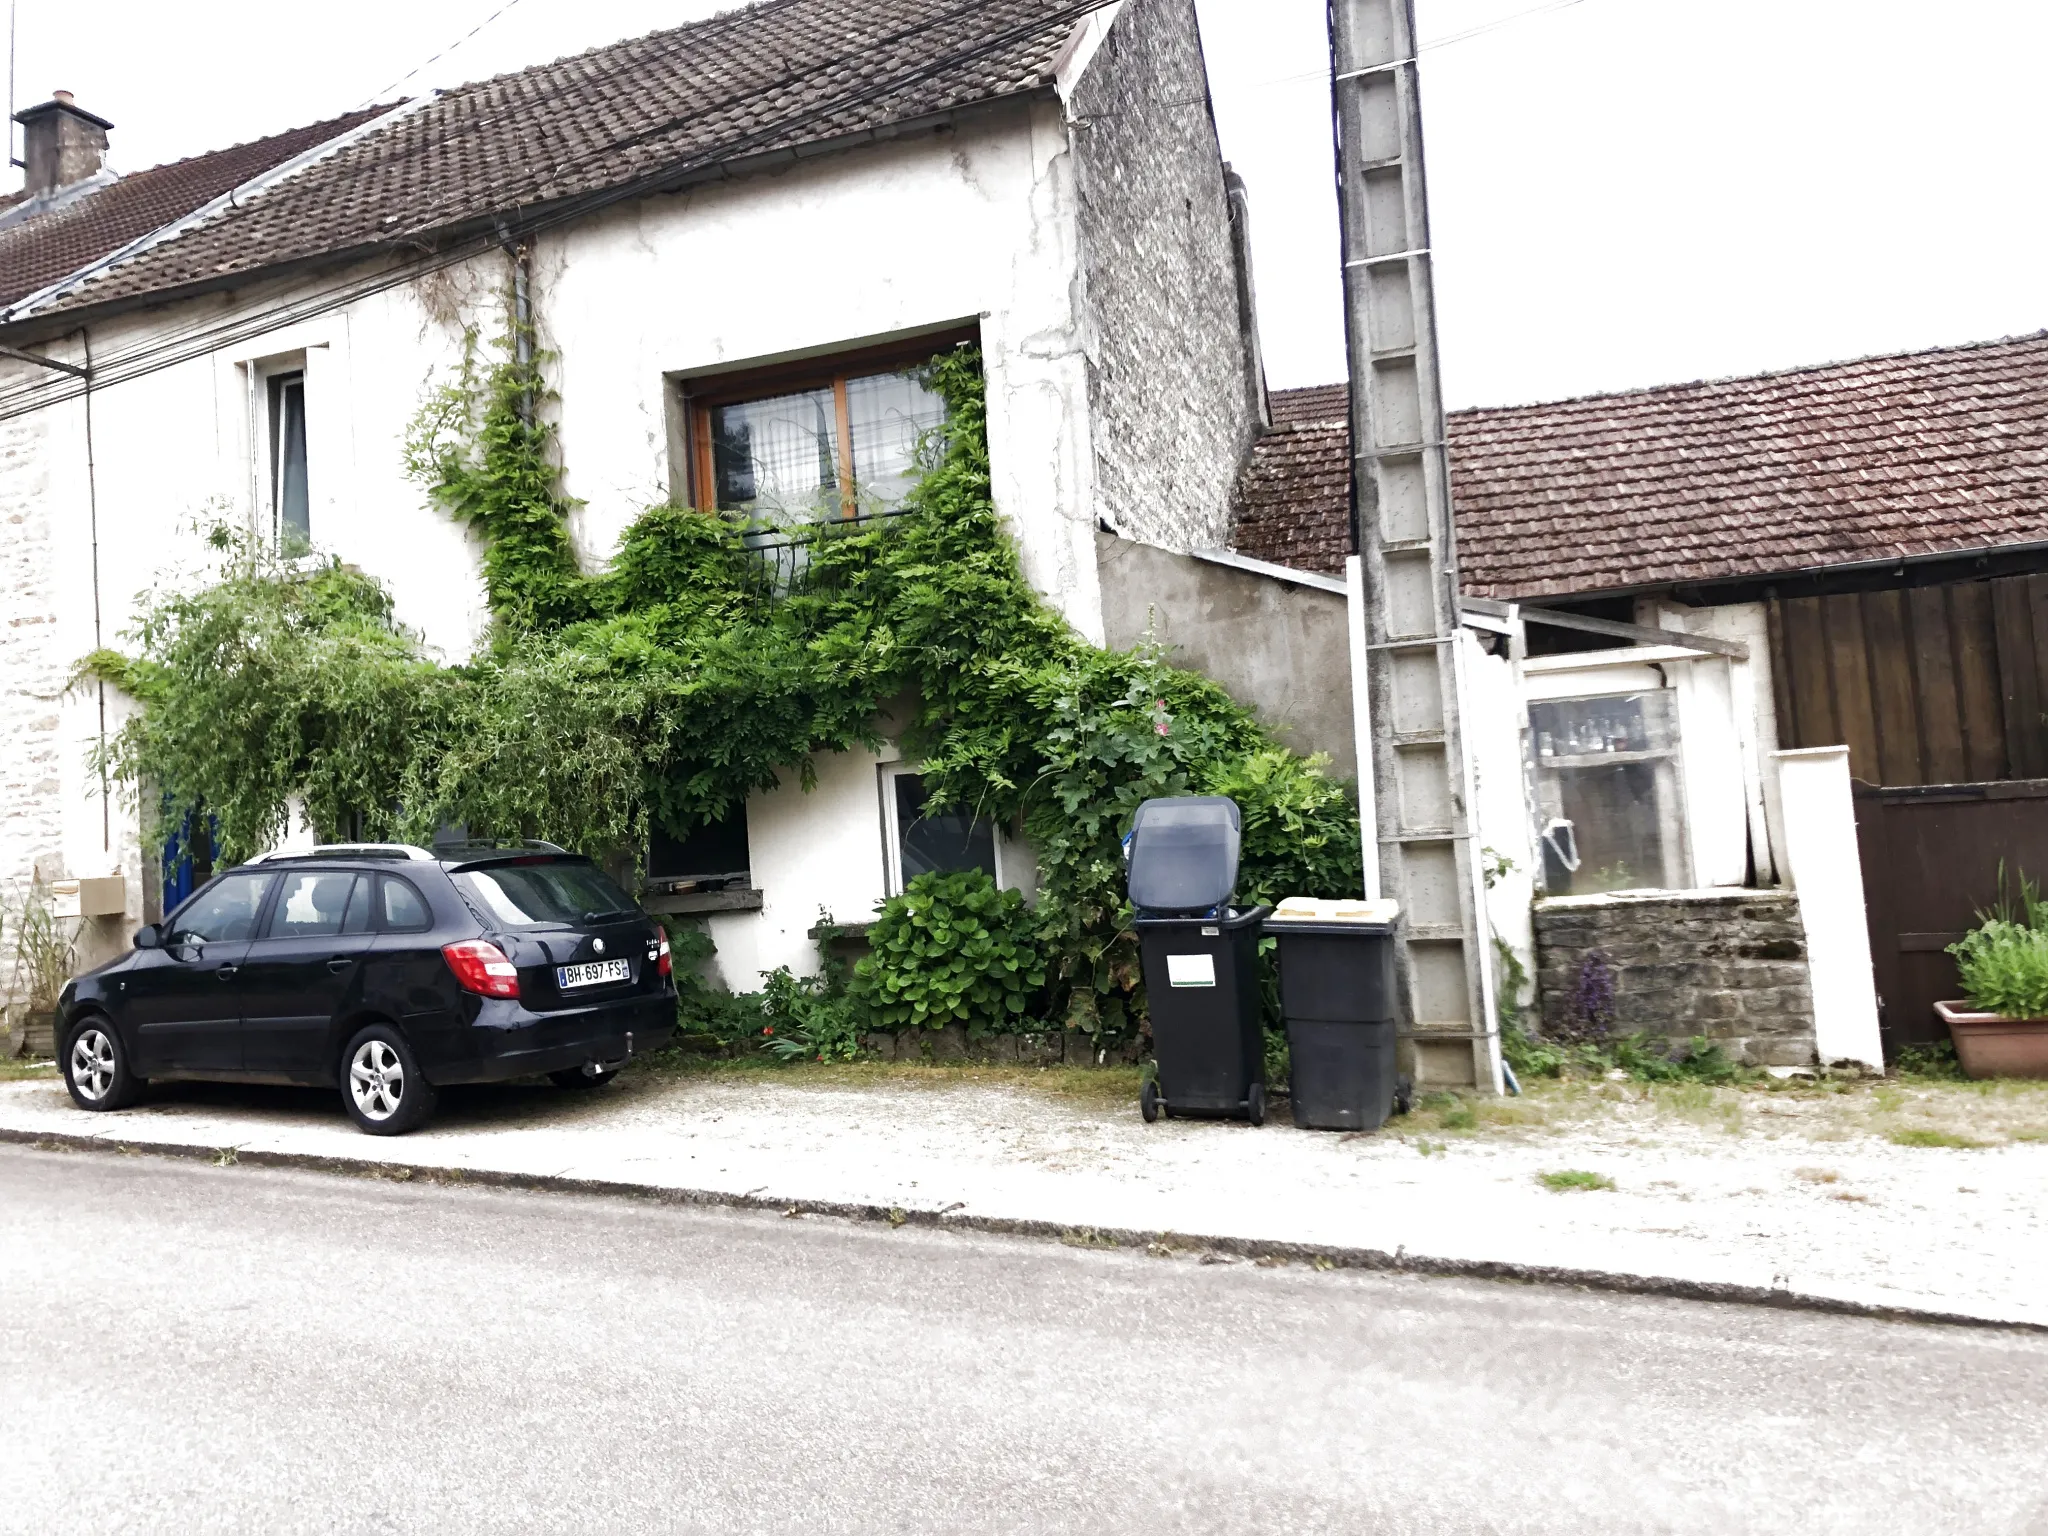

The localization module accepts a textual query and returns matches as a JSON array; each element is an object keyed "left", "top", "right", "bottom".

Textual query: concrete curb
[{"left": 6, "top": 1124, "right": 2040, "bottom": 1335}]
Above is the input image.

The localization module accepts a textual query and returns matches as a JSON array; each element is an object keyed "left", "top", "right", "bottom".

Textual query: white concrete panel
[{"left": 1773, "top": 747, "right": 1884, "bottom": 1069}]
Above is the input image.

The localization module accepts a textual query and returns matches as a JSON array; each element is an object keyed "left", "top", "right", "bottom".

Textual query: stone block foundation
[{"left": 1532, "top": 889, "right": 1817, "bottom": 1067}]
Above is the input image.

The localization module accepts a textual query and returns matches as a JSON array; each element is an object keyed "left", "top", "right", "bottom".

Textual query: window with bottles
[{"left": 1527, "top": 691, "right": 1689, "bottom": 895}]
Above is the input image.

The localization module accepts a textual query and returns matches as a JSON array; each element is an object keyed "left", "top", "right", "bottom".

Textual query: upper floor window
[
  {"left": 685, "top": 332, "right": 971, "bottom": 523},
  {"left": 262, "top": 364, "right": 310, "bottom": 554}
]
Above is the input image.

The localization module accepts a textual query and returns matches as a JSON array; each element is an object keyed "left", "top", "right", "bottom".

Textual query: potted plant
[{"left": 1939, "top": 883, "right": 2048, "bottom": 1078}]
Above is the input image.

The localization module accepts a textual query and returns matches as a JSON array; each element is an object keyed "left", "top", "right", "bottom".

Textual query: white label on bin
[{"left": 1167, "top": 953, "right": 1216, "bottom": 988}]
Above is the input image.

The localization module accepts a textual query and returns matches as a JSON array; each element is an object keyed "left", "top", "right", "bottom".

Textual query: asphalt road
[{"left": 2, "top": 1145, "right": 2044, "bottom": 1535}]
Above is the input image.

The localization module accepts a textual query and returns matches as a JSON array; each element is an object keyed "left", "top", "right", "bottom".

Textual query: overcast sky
[{"left": 7, "top": 0, "right": 2045, "bottom": 406}]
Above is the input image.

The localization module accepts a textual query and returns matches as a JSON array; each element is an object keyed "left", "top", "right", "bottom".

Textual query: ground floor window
[
  {"left": 648, "top": 806, "right": 753, "bottom": 890},
  {"left": 881, "top": 765, "right": 999, "bottom": 896},
  {"left": 1528, "top": 690, "right": 1689, "bottom": 894}
]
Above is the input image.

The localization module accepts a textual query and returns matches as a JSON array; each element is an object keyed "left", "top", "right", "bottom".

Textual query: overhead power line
[
  {"left": 0, "top": 0, "right": 1111, "bottom": 422},
  {"left": 1244, "top": 0, "right": 1592, "bottom": 92}
]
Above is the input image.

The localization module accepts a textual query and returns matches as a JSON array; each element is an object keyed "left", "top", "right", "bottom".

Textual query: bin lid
[
  {"left": 1127, "top": 796, "right": 1241, "bottom": 913},
  {"left": 1264, "top": 896, "right": 1400, "bottom": 931}
]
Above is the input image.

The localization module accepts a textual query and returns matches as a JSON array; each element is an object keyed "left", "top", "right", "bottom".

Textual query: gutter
[{"left": 1472, "top": 536, "right": 2048, "bottom": 608}]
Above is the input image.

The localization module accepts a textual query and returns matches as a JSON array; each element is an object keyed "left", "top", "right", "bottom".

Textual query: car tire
[
  {"left": 62, "top": 1016, "right": 142, "bottom": 1112},
  {"left": 340, "top": 1024, "right": 437, "bottom": 1136},
  {"left": 547, "top": 1065, "right": 619, "bottom": 1091}
]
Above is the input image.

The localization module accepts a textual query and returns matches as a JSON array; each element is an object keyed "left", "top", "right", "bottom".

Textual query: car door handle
[
  {"left": 217, "top": 964, "right": 238, "bottom": 980},
  {"left": 327, "top": 957, "right": 354, "bottom": 973}
]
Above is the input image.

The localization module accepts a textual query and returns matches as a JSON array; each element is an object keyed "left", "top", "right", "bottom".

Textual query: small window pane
[
  {"left": 264, "top": 871, "right": 356, "bottom": 939},
  {"left": 270, "top": 372, "right": 310, "bottom": 554},
  {"left": 171, "top": 872, "right": 275, "bottom": 944},
  {"left": 379, "top": 877, "right": 432, "bottom": 932},
  {"left": 1528, "top": 692, "right": 1688, "bottom": 895},
  {"left": 847, "top": 371, "right": 947, "bottom": 509},
  {"left": 893, "top": 773, "right": 997, "bottom": 889},
  {"left": 708, "top": 388, "right": 840, "bottom": 519}
]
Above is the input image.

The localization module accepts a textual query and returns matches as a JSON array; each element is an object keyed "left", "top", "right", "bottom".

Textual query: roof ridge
[
  {"left": 107, "top": 101, "right": 403, "bottom": 184},
  {"left": 1449, "top": 331, "right": 2048, "bottom": 420}
]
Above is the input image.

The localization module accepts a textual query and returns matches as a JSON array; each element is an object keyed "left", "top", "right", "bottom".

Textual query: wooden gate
[{"left": 1851, "top": 779, "right": 2048, "bottom": 1052}]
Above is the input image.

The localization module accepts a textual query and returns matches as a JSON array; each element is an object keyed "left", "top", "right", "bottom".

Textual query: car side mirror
[{"left": 133, "top": 923, "right": 163, "bottom": 950}]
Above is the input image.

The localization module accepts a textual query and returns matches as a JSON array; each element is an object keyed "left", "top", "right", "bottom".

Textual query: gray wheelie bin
[{"left": 1128, "top": 796, "right": 1272, "bottom": 1125}]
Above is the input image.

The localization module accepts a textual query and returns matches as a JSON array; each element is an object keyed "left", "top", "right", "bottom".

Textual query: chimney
[{"left": 14, "top": 91, "right": 115, "bottom": 197}]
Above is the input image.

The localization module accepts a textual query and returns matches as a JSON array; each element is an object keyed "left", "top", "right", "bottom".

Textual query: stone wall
[
  {"left": 1531, "top": 890, "right": 1817, "bottom": 1067},
  {"left": 0, "top": 392, "right": 62, "bottom": 952},
  {"left": 1069, "top": 0, "right": 1261, "bottom": 553}
]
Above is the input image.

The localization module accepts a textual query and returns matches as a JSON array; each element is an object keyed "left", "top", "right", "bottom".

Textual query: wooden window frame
[{"left": 681, "top": 326, "right": 978, "bottom": 516}]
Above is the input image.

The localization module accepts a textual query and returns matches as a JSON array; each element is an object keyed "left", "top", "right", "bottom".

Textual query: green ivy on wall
[{"left": 84, "top": 314, "right": 1362, "bottom": 1035}]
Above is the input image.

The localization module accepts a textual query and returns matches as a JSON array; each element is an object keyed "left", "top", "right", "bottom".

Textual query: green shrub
[
  {"left": 1948, "top": 919, "right": 2048, "bottom": 1019},
  {"left": 852, "top": 870, "right": 1047, "bottom": 1034}
]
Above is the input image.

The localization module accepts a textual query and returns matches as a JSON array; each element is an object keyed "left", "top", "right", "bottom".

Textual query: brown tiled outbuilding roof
[
  {"left": 4, "top": 0, "right": 1100, "bottom": 327},
  {"left": 1232, "top": 335, "right": 2048, "bottom": 598},
  {"left": 0, "top": 108, "right": 389, "bottom": 309}
]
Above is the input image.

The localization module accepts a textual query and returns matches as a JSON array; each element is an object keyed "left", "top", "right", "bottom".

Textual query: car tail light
[
  {"left": 656, "top": 933, "right": 672, "bottom": 977},
  {"left": 443, "top": 939, "right": 521, "bottom": 999}
]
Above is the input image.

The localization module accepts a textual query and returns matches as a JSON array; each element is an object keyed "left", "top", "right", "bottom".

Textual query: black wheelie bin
[
  {"left": 1264, "top": 898, "right": 1406, "bottom": 1131},
  {"left": 1128, "top": 796, "right": 1272, "bottom": 1125}
]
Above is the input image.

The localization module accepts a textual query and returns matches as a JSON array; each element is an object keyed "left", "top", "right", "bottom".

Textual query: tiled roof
[
  {"left": 7, "top": 0, "right": 1097, "bottom": 325},
  {"left": 1232, "top": 335, "right": 2048, "bottom": 598},
  {"left": 0, "top": 108, "right": 390, "bottom": 309},
  {"left": 1232, "top": 386, "right": 1351, "bottom": 577}
]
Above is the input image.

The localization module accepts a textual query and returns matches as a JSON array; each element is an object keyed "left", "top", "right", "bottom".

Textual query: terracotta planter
[{"left": 1935, "top": 1000, "right": 2048, "bottom": 1080}]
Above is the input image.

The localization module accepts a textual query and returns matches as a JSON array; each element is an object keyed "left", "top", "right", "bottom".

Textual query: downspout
[
  {"left": 510, "top": 242, "right": 535, "bottom": 425},
  {"left": 81, "top": 328, "right": 108, "bottom": 853}
]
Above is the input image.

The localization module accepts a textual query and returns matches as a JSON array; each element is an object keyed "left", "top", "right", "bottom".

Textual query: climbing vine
[{"left": 85, "top": 313, "right": 1361, "bottom": 1037}]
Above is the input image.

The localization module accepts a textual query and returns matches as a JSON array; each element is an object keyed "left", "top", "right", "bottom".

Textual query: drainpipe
[
  {"left": 510, "top": 242, "right": 535, "bottom": 425},
  {"left": 81, "top": 327, "right": 108, "bottom": 853}
]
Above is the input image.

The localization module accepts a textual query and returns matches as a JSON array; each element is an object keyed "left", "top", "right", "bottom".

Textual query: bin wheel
[
  {"left": 1247, "top": 1082, "right": 1266, "bottom": 1127},
  {"left": 1140, "top": 1079, "right": 1160, "bottom": 1124},
  {"left": 1392, "top": 1074, "right": 1414, "bottom": 1118}
]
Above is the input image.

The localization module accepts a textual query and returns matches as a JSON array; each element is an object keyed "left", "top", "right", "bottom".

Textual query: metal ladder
[{"left": 1330, "top": 0, "right": 1500, "bottom": 1091}]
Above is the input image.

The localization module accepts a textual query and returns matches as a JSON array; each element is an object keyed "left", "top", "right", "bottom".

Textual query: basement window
[
  {"left": 268, "top": 370, "right": 310, "bottom": 554},
  {"left": 684, "top": 332, "right": 972, "bottom": 523},
  {"left": 881, "top": 765, "right": 999, "bottom": 896}
]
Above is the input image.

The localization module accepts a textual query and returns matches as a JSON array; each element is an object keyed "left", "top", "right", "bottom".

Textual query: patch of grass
[
  {"left": 1887, "top": 1128, "right": 1990, "bottom": 1149},
  {"left": 1538, "top": 1169, "right": 1615, "bottom": 1192},
  {"left": 1793, "top": 1166, "right": 1840, "bottom": 1184},
  {"left": 0, "top": 1056, "right": 58, "bottom": 1081}
]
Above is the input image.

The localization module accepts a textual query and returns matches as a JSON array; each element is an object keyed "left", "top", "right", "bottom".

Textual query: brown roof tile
[
  {"left": 0, "top": 108, "right": 389, "bottom": 309},
  {"left": 1232, "top": 335, "right": 2048, "bottom": 598},
  {"left": 6, "top": 0, "right": 1097, "bottom": 324}
]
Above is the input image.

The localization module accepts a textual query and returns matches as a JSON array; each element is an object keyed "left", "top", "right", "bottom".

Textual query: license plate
[{"left": 557, "top": 958, "right": 631, "bottom": 990}]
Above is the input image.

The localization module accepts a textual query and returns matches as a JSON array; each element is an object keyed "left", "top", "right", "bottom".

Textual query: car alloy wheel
[
  {"left": 70, "top": 1027, "right": 118, "bottom": 1103},
  {"left": 348, "top": 1039, "right": 407, "bottom": 1123}
]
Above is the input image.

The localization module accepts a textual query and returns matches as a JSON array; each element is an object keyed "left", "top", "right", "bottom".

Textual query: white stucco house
[{"left": 0, "top": 0, "right": 1274, "bottom": 990}]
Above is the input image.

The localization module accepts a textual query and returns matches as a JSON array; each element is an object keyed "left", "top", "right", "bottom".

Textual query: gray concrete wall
[
  {"left": 1532, "top": 889, "right": 1817, "bottom": 1068},
  {"left": 1069, "top": 0, "right": 1262, "bottom": 553},
  {"left": 1095, "top": 532, "right": 1356, "bottom": 779}
]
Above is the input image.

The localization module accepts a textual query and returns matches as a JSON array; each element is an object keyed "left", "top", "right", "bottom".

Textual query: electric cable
[{"left": 0, "top": 0, "right": 1108, "bottom": 420}]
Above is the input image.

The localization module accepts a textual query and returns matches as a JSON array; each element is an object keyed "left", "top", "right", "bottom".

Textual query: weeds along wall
[{"left": 83, "top": 335, "right": 1362, "bottom": 1036}]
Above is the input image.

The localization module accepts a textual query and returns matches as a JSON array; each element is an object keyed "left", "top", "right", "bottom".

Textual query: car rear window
[{"left": 454, "top": 862, "right": 639, "bottom": 928}]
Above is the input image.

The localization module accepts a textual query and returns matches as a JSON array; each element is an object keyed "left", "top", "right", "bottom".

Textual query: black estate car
[{"left": 57, "top": 844, "right": 677, "bottom": 1135}]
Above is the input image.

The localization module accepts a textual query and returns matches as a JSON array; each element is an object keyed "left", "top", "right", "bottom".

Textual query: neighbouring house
[
  {"left": 1234, "top": 335, "right": 2048, "bottom": 1063},
  {"left": 0, "top": 0, "right": 1294, "bottom": 992}
]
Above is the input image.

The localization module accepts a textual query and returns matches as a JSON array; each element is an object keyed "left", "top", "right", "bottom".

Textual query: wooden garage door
[{"left": 1767, "top": 574, "right": 2048, "bottom": 787}]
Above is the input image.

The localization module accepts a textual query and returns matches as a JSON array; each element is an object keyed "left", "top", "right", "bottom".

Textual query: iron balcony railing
[{"left": 738, "top": 505, "right": 916, "bottom": 592}]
